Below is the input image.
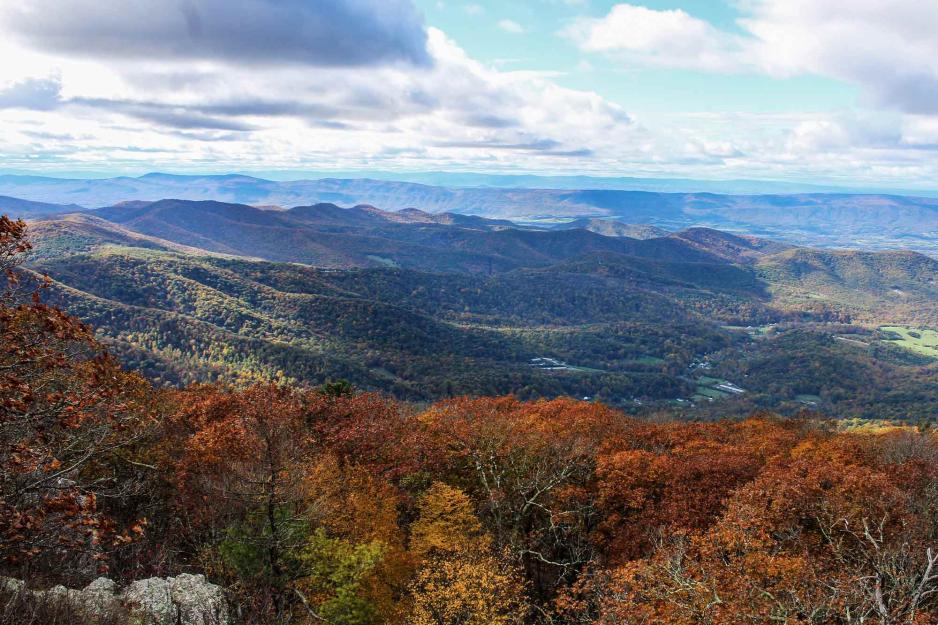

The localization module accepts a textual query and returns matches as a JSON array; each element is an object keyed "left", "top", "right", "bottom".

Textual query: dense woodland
[
  {"left": 4, "top": 215, "right": 938, "bottom": 625},
  {"left": 14, "top": 200, "right": 938, "bottom": 420}
]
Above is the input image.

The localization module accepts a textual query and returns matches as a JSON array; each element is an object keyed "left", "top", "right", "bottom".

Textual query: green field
[{"left": 880, "top": 326, "right": 938, "bottom": 359}]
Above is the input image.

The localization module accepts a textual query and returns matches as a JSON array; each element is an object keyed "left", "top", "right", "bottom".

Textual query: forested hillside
[
  {"left": 3, "top": 213, "right": 938, "bottom": 625},
  {"left": 11, "top": 200, "right": 937, "bottom": 420}
]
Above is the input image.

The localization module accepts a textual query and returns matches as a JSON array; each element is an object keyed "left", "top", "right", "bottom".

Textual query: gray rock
[
  {"left": 45, "top": 584, "right": 77, "bottom": 604},
  {"left": 81, "top": 577, "right": 121, "bottom": 616},
  {"left": 0, "top": 577, "right": 25, "bottom": 594},
  {"left": 122, "top": 577, "right": 175, "bottom": 625},
  {"left": 121, "top": 574, "right": 229, "bottom": 625},
  {"left": 0, "top": 574, "right": 228, "bottom": 625}
]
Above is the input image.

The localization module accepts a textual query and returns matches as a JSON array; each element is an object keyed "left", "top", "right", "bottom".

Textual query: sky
[{"left": 1, "top": 0, "right": 937, "bottom": 188}]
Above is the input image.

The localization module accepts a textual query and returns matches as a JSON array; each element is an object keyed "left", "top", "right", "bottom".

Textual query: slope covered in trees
[
  {"left": 4, "top": 214, "right": 938, "bottom": 625},
  {"left": 25, "top": 246, "right": 735, "bottom": 401},
  {"left": 14, "top": 202, "right": 938, "bottom": 419}
]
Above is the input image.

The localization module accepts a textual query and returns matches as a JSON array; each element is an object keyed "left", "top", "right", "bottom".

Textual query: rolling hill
[
  {"left": 756, "top": 247, "right": 938, "bottom": 325},
  {"left": 551, "top": 218, "right": 669, "bottom": 239},
  {"left": 12, "top": 199, "right": 938, "bottom": 418},
  {"left": 27, "top": 246, "right": 728, "bottom": 400},
  {"left": 83, "top": 199, "right": 727, "bottom": 271},
  {"left": 0, "top": 195, "right": 83, "bottom": 217}
]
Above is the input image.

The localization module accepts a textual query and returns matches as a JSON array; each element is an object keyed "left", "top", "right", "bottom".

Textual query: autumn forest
[
  {"left": 3, "top": 211, "right": 938, "bottom": 625},
  {"left": 4, "top": 0, "right": 938, "bottom": 622}
]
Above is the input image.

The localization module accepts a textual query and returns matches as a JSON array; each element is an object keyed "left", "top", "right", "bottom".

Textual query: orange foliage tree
[
  {"left": 588, "top": 432, "right": 938, "bottom": 625},
  {"left": 593, "top": 416, "right": 805, "bottom": 563},
  {"left": 0, "top": 216, "right": 151, "bottom": 580},
  {"left": 170, "top": 383, "right": 313, "bottom": 618},
  {"left": 419, "top": 396, "right": 621, "bottom": 601}
]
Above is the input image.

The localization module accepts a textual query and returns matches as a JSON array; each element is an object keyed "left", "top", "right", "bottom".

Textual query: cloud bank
[
  {"left": 568, "top": 1, "right": 938, "bottom": 115},
  {"left": 3, "top": 0, "right": 432, "bottom": 67}
]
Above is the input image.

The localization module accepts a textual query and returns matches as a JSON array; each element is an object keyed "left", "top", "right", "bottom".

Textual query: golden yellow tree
[
  {"left": 409, "top": 553, "right": 528, "bottom": 625},
  {"left": 410, "top": 482, "right": 487, "bottom": 559},
  {"left": 408, "top": 482, "right": 527, "bottom": 625}
]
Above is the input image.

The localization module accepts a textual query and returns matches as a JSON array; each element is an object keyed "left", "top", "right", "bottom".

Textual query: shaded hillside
[
  {"left": 26, "top": 213, "right": 235, "bottom": 260},
  {"left": 669, "top": 227, "right": 794, "bottom": 264},
  {"left": 542, "top": 251, "right": 767, "bottom": 297},
  {"left": 87, "top": 199, "right": 727, "bottom": 271},
  {"left": 758, "top": 248, "right": 938, "bottom": 325},
  {"left": 29, "top": 246, "right": 739, "bottom": 400},
  {"left": 552, "top": 218, "right": 669, "bottom": 239}
]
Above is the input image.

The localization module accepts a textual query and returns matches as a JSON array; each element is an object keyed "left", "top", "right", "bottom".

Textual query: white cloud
[
  {"left": 568, "top": 1, "right": 938, "bottom": 114},
  {"left": 902, "top": 116, "right": 938, "bottom": 148},
  {"left": 742, "top": 0, "right": 938, "bottom": 114},
  {"left": 497, "top": 19, "right": 526, "bottom": 34},
  {"left": 0, "top": 11, "right": 638, "bottom": 174},
  {"left": 565, "top": 4, "right": 743, "bottom": 72},
  {"left": 0, "top": 77, "right": 63, "bottom": 111},
  {"left": 786, "top": 112, "right": 905, "bottom": 153}
]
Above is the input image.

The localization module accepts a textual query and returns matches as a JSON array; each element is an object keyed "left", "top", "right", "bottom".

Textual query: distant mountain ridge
[
  {"left": 1, "top": 173, "right": 936, "bottom": 256},
  {"left": 0, "top": 194, "right": 84, "bottom": 217},
  {"left": 77, "top": 198, "right": 727, "bottom": 272}
]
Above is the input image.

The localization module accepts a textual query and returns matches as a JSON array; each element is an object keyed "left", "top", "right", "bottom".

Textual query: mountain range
[
  {"left": 1, "top": 173, "right": 936, "bottom": 256},
  {"left": 9, "top": 196, "right": 937, "bottom": 419}
]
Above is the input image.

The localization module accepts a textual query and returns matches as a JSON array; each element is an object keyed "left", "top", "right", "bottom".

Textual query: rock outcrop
[
  {"left": 121, "top": 574, "right": 228, "bottom": 625},
  {"left": 1, "top": 574, "right": 229, "bottom": 625}
]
